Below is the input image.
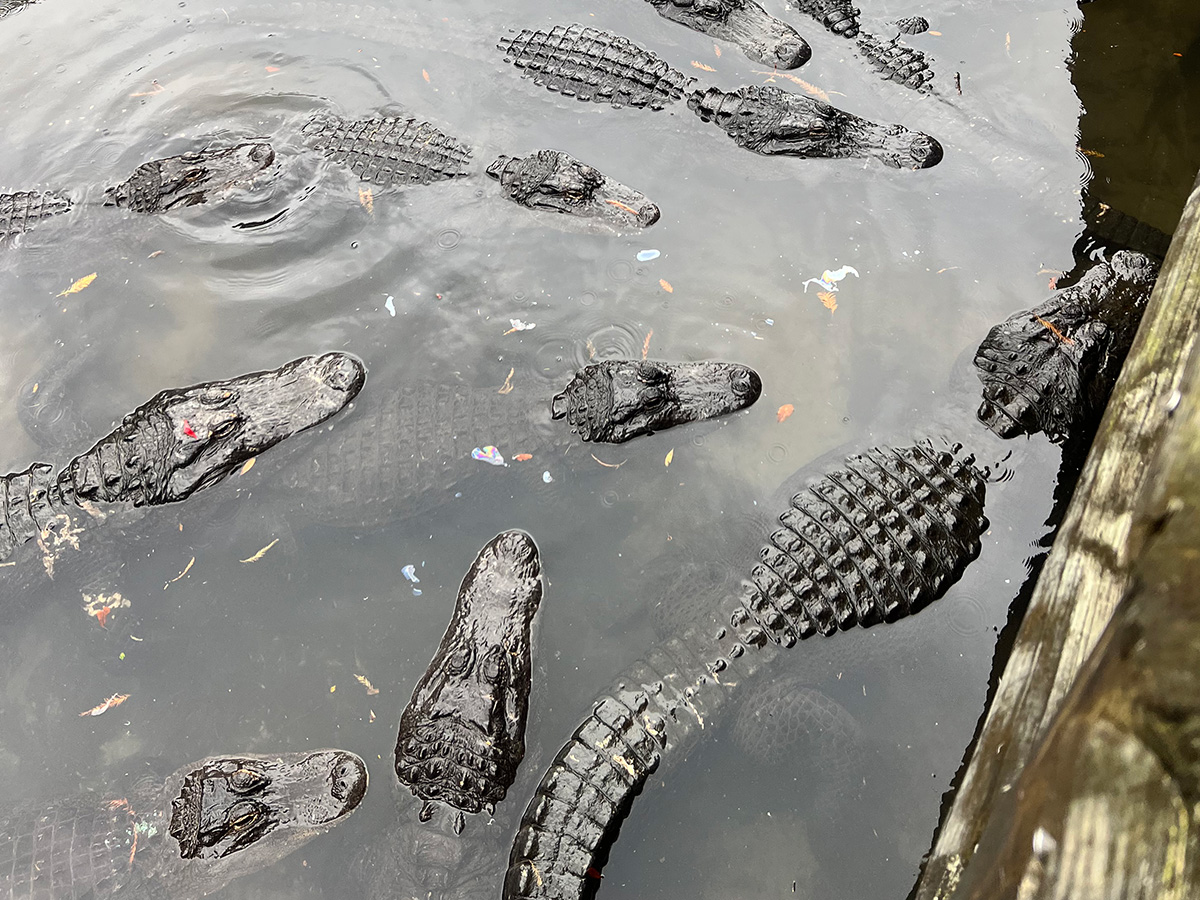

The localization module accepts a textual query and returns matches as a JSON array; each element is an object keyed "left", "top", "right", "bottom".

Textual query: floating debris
[
  {"left": 165, "top": 556, "right": 196, "bottom": 588},
  {"left": 401, "top": 564, "right": 420, "bottom": 583},
  {"left": 355, "top": 674, "right": 381, "bottom": 695},
  {"left": 58, "top": 272, "right": 97, "bottom": 297},
  {"left": 514, "top": 453, "right": 533, "bottom": 461},
  {"left": 80, "top": 692, "right": 130, "bottom": 717},
  {"left": 240, "top": 538, "right": 279, "bottom": 564},
  {"left": 777, "top": 404, "right": 795, "bottom": 422},
  {"left": 384, "top": 296, "right": 396, "bottom": 316},
  {"left": 802, "top": 265, "right": 859, "bottom": 292},
  {"left": 665, "top": 448, "right": 674, "bottom": 467},
  {"left": 542, "top": 471, "right": 554, "bottom": 483},
  {"left": 504, "top": 318, "right": 536, "bottom": 334},
  {"left": 471, "top": 445, "right": 507, "bottom": 466},
  {"left": 636, "top": 249, "right": 660, "bottom": 262}
]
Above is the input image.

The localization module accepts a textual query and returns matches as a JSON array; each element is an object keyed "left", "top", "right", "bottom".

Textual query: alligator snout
[
  {"left": 314, "top": 352, "right": 367, "bottom": 396},
  {"left": 907, "top": 134, "right": 944, "bottom": 169},
  {"left": 328, "top": 752, "right": 369, "bottom": 810}
]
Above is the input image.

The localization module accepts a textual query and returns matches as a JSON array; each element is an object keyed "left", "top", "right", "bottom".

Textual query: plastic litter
[
  {"left": 384, "top": 296, "right": 396, "bottom": 316},
  {"left": 402, "top": 564, "right": 420, "bottom": 583},
  {"left": 542, "top": 471, "right": 554, "bottom": 483},
  {"left": 636, "top": 249, "right": 660, "bottom": 262},
  {"left": 802, "top": 265, "right": 860, "bottom": 293},
  {"left": 472, "top": 446, "right": 507, "bottom": 466}
]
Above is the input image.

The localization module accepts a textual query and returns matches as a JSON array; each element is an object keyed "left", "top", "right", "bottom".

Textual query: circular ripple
[
  {"left": 768, "top": 443, "right": 788, "bottom": 463},
  {"left": 436, "top": 228, "right": 462, "bottom": 251},
  {"left": 576, "top": 290, "right": 597, "bottom": 307},
  {"left": 574, "top": 321, "right": 645, "bottom": 368},
  {"left": 531, "top": 333, "right": 577, "bottom": 385},
  {"left": 606, "top": 259, "right": 634, "bottom": 283},
  {"left": 600, "top": 489, "right": 621, "bottom": 508},
  {"left": 944, "top": 593, "right": 988, "bottom": 637}
]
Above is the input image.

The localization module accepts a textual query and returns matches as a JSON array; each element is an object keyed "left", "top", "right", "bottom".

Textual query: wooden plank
[{"left": 910, "top": 169, "right": 1200, "bottom": 899}]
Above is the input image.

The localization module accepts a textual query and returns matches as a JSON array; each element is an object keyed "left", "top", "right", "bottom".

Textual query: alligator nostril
[
  {"left": 329, "top": 754, "right": 368, "bottom": 808},
  {"left": 318, "top": 354, "right": 366, "bottom": 395},
  {"left": 639, "top": 203, "right": 661, "bottom": 227},
  {"left": 911, "top": 134, "right": 944, "bottom": 169}
]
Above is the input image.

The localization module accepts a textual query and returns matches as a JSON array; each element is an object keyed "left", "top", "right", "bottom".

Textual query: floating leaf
[
  {"left": 664, "top": 448, "right": 674, "bottom": 467},
  {"left": 691, "top": 60, "right": 716, "bottom": 72},
  {"left": 818, "top": 291, "right": 838, "bottom": 313},
  {"left": 80, "top": 693, "right": 130, "bottom": 717},
  {"left": 422, "top": 69, "right": 430, "bottom": 82},
  {"left": 777, "top": 404, "right": 795, "bottom": 423},
  {"left": 514, "top": 453, "right": 533, "bottom": 461},
  {"left": 147, "top": 250, "right": 164, "bottom": 258},
  {"left": 590, "top": 454, "right": 625, "bottom": 469},
  {"left": 504, "top": 318, "right": 536, "bottom": 335},
  {"left": 358, "top": 187, "right": 374, "bottom": 214},
  {"left": 129, "top": 81, "right": 164, "bottom": 97},
  {"left": 239, "top": 457, "right": 256, "bottom": 475},
  {"left": 642, "top": 329, "right": 653, "bottom": 360},
  {"left": 240, "top": 538, "right": 279, "bottom": 564},
  {"left": 659, "top": 279, "right": 673, "bottom": 293},
  {"left": 57, "top": 272, "right": 97, "bottom": 297},
  {"left": 752, "top": 70, "right": 831, "bottom": 101},
  {"left": 355, "top": 674, "right": 380, "bottom": 695},
  {"left": 265, "top": 65, "right": 281, "bottom": 73},
  {"left": 713, "top": 44, "right": 721, "bottom": 56},
  {"left": 165, "top": 556, "right": 195, "bottom": 587},
  {"left": 498, "top": 367, "right": 515, "bottom": 394}
]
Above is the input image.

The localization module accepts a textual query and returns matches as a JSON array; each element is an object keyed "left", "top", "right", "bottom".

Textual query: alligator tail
[{"left": 504, "top": 441, "right": 988, "bottom": 900}]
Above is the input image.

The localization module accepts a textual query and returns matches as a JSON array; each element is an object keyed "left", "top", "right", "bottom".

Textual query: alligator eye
[
  {"left": 481, "top": 650, "right": 506, "bottom": 683},
  {"left": 229, "top": 768, "right": 265, "bottom": 792},
  {"left": 209, "top": 418, "right": 240, "bottom": 440},
  {"left": 227, "top": 802, "right": 260, "bottom": 830},
  {"left": 446, "top": 647, "right": 472, "bottom": 675}
]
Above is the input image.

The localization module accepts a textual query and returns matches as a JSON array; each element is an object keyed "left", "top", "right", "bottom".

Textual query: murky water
[{"left": 0, "top": 0, "right": 1194, "bottom": 898}]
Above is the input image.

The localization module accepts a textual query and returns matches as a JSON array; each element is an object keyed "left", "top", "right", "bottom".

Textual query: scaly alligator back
[
  {"left": 273, "top": 382, "right": 549, "bottom": 528},
  {"left": 0, "top": 190, "right": 71, "bottom": 242},
  {"left": 302, "top": 113, "right": 473, "bottom": 186},
  {"left": 505, "top": 441, "right": 988, "bottom": 900},
  {"left": 497, "top": 25, "right": 694, "bottom": 110}
]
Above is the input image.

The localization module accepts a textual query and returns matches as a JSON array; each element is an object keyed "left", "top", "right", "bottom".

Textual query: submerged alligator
[
  {"left": 498, "top": 24, "right": 943, "bottom": 169},
  {"left": 0, "top": 353, "right": 365, "bottom": 599},
  {"left": 0, "top": 749, "right": 367, "bottom": 900}
]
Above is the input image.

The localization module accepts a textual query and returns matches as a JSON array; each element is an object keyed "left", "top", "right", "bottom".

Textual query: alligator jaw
[
  {"left": 395, "top": 531, "right": 543, "bottom": 815},
  {"left": 167, "top": 750, "right": 366, "bottom": 867},
  {"left": 486, "top": 150, "right": 660, "bottom": 228},
  {"left": 551, "top": 359, "right": 763, "bottom": 443},
  {"left": 67, "top": 353, "right": 366, "bottom": 507}
]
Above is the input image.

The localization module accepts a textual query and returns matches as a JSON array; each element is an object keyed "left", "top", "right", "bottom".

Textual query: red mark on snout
[{"left": 182, "top": 420, "right": 198, "bottom": 439}]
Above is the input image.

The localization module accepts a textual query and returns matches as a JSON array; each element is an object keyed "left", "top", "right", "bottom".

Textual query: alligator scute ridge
[
  {"left": 0, "top": 750, "right": 367, "bottom": 900},
  {"left": 498, "top": 24, "right": 694, "bottom": 110},
  {"left": 855, "top": 32, "right": 935, "bottom": 92},
  {"left": 504, "top": 440, "right": 988, "bottom": 900},
  {"left": 302, "top": 113, "right": 473, "bottom": 186},
  {"left": 788, "top": 0, "right": 861, "bottom": 37},
  {"left": 0, "top": 190, "right": 72, "bottom": 243}
]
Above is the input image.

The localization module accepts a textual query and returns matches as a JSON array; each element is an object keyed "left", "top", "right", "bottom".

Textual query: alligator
[
  {"left": 640, "top": 0, "right": 811, "bottom": 69},
  {"left": 0, "top": 749, "right": 367, "bottom": 900},
  {"left": 688, "top": 84, "right": 944, "bottom": 168},
  {"left": 394, "top": 530, "right": 544, "bottom": 834},
  {"left": 0, "top": 0, "right": 37, "bottom": 17},
  {"left": 0, "top": 143, "right": 275, "bottom": 243},
  {"left": 2, "top": 117, "right": 660, "bottom": 242},
  {"left": 251, "top": 359, "right": 761, "bottom": 528},
  {"left": 974, "top": 250, "right": 1160, "bottom": 444},
  {"left": 498, "top": 24, "right": 944, "bottom": 169},
  {"left": 0, "top": 353, "right": 365, "bottom": 599},
  {"left": 503, "top": 440, "right": 989, "bottom": 900}
]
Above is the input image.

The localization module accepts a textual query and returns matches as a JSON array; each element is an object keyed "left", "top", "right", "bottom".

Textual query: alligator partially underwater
[
  {"left": 0, "top": 353, "right": 365, "bottom": 600},
  {"left": 353, "top": 531, "right": 543, "bottom": 899},
  {"left": 0, "top": 749, "right": 367, "bottom": 900},
  {"left": 498, "top": 24, "right": 943, "bottom": 169}
]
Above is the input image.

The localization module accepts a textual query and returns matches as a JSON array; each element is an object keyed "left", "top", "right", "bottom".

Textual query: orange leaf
[
  {"left": 818, "top": 291, "right": 838, "bottom": 312},
  {"left": 691, "top": 61, "right": 716, "bottom": 72},
  {"left": 514, "top": 453, "right": 533, "bottom": 461},
  {"left": 659, "top": 279, "right": 673, "bottom": 293},
  {"left": 422, "top": 69, "right": 430, "bottom": 82},
  {"left": 358, "top": 187, "right": 374, "bottom": 215},
  {"left": 1034, "top": 315, "right": 1074, "bottom": 345},
  {"left": 497, "top": 367, "right": 515, "bottom": 394},
  {"left": 265, "top": 65, "right": 281, "bottom": 73},
  {"left": 713, "top": 44, "right": 722, "bottom": 57},
  {"left": 776, "top": 404, "right": 794, "bottom": 423},
  {"left": 57, "top": 272, "right": 97, "bottom": 297},
  {"left": 79, "top": 693, "right": 130, "bottom": 717},
  {"left": 603, "top": 198, "right": 639, "bottom": 216},
  {"left": 94, "top": 605, "right": 112, "bottom": 628},
  {"left": 642, "top": 329, "right": 653, "bottom": 360}
]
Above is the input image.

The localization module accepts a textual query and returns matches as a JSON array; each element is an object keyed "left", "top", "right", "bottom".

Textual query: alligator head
[
  {"left": 647, "top": 0, "right": 811, "bottom": 69},
  {"left": 63, "top": 353, "right": 366, "bottom": 507},
  {"left": 486, "top": 150, "right": 660, "bottom": 228},
  {"left": 395, "top": 531, "right": 543, "bottom": 824},
  {"left": 166, "top": 750, "right": 366, "bottom": 887},
  {"left": 551, "top": 359, "right": 762, "bottom": 443},
  {"left": 104, "top": 142, "right": 275, "bottom": 213},
  {"left": 688, "top": 85, "right": 943, "bottom": 169},
  {"left": 974, "top": 250, "right": 1159, "bottom": 442}
]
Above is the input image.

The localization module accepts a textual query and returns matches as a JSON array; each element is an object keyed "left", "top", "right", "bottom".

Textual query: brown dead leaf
[
  {"left": 514, "top": 453, "right": 533, "bottom": 461},
  {"left": 659, "top": 279, "right": 673, "bottom": 293},
  {"left": 239, "top": 457, "right": 256, "bottom": 475},
  {"left": 265, "top": 65, "right": 281, "bottom": 73},
  {"left": 590, "top": 454, "right": 625, "bottom": 469},
  {"left": 129, "top": 81, "right": 164, "bottom": 98},
  {"left": 818, "top": 291, "right": 838, "bottom": 313},
  {"left": 354, "top": 674, "right": 380, "bottom": 695},
  {"left": 713, "top": 44, "right": 721, "bottom": 57},
  {"left": 58, "top": 273, "right": 97, "bottom": 297},
  {"left": 586, "top": 339, "right": 597, "bottom": 359},
  {"left": 498, "top": 367, "right": 515, "bottom": 394},
  {"left": 604, "top": 198, "right": 639, "bottom": 216},
  {"left": 164, "top": 556, "right": 195, "bottom": 588},
  {"left": 147, "top": 250, "right": 164, "bottom": 259},
  {"left": 777, "top": 404, "right": 795, "bottom": 423},
  {"left": 1035, "top": 315, "right": 1073, "bottom": 344},
  {"left": 928, "top": 29, "right": 942, "bottom": 36},
  {"left": 642, "top": 329, "right": 653, "bottom": 360},
  {"left": 691, "top": 61, "right": 716, "bottom": 72},
  {"left": 358, "top": 187, "right": 374, "bottom": 215},
  {"left": 752, "top": 70, "right": 831, "bottom": 101},
  {"left": 1077, "top": 147, "right": 1105, "bottom": 158},
  {"left": 80, "top": 693, "right": 130, "bottom": 717},
  {"left": 422, "top": 69, "right": 430, "bottom": 82}
]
